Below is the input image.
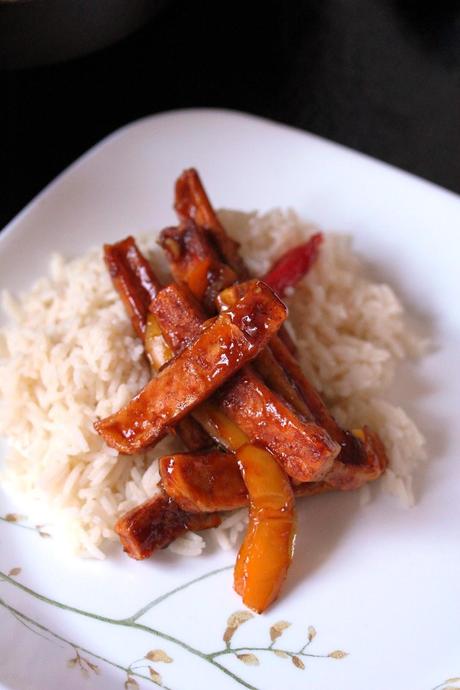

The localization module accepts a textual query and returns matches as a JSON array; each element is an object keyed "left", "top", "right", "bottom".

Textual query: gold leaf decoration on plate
[
  {"left": 274, "top": 650, "right": 289, "bottom": 658},
  {"left": 66, "top": 650, "right": 99, "bottom": 677},
  {"left": 292, "top": 656, "right": 305, "bottom": 670},
  {"left": 149, "top": 667, "right": 162, "bottom": 684},
  {"left": 7, "top": 567, "right": 21, "bottom": 577},
  {"left": 146, "top": 649, "right": 173, "bottom": 663},
  {"left": 269, "top": 620, "right": 291, "bottom": 642},
  {"left": 445, "top": 680, "right": 460, "bottom": 684},
  {"left": 4, "top": 514, "right": 20, "bottom": 522},
  {"left": 223, "top": 627, "right": 234, "bottom": 643},
  {"left": 0, "top": 560, "right": 349, "bottom": 686},
  {"left": 86, "top": 660, "right": 100, "bottom": 674},
  {"left": 328, "top": 650, "right": 348, "bottom": 659},
  {"left": 223, "top": 610, "right": 254, "bottom": 643},
  {"left": 227, "top": 611, "right": 254, "bottom": 628},
  {"left": 237, "top": 653, "right": 260, "bottom": 666}
]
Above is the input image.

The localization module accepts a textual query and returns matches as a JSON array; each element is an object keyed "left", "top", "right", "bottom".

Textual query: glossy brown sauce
[
  {"left": 105, "top": 168, "right": 390, "bottom": 616},
  {"left": 95, "top": 286, "right": 286, "bottom": 454},
  {"left": 159, "top": 451, "right": 248, "bottom": 512},
  {"left": 216, "top": 368, "right": 340, "bottom": 482},
  {"left": 115, "top": 493, "right": 221, "bottom": 560},
  {"left": 159, "top": 221, "right": 239, "bottom": 312},
  {"left": 104, "top": 237, "right": 161, "bottom": 338},
  {"left": 174, "top": 168, "right": 249, "bottom": 279}
]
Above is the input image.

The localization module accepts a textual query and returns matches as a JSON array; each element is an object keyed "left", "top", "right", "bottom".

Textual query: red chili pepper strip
[{"left": 263, "top": 233, "right": 323, "bottom": 297}]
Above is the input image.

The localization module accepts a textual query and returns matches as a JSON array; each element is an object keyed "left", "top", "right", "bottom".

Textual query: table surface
[{"left": 2, "top": 0, "right": 460, "bottom": 230}]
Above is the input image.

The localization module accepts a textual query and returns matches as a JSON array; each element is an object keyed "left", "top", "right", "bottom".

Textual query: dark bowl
[{"left": 0, "top": 0, "right": 169, "bottom": 69}]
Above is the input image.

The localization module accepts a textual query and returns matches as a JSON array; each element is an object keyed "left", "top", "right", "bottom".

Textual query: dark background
[{"left": 2, "top": 0, "right": 460, "bottom": 229}]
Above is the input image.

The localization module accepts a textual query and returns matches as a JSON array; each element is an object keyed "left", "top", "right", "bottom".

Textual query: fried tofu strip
[
  {"left": 215, "top": 367, "right": 338, "bottom": 482},
  {"left": 161, "top": 221, "right": 239, "bottom": 313},
  {"left": 115, "top": 493, "right": 221, "bottom": 560},
  {"left": 151, "top": 282, "right": 340, "bottom": 482},
  {"left": 173, "top": 169, "right": 298, "bottom": 353},
  {"left": 325, "top": 426, "right": 388, "bottom": 490},
  {"left": 104, "top": 238, "right": 211, "bottom": 452},
  {"left": 149, "top": 279, "right": 206, "bottom": 353},
  {"left": 159, "top": 450, "right": 333, "bottom": 513},
  {"left": 95, "top": 280, "right": 287, "bottom": 454},
  {"left": 104, "top": 237, "right": 161, "bottom": 339},
  {"left": 160, "top": 450, "right": 249, "bottom": 512},
  {"left": 252, "top": 347, "right": 313, "bottom": 420},
  {"left": 265, "top": 338, "right": 390, "bottom": 480},
  {"left": 175, "top": 168, "right": 249, "bottom": 279},
  {"left": 267, "top": 335, "right": 354, "bottom": 451}
]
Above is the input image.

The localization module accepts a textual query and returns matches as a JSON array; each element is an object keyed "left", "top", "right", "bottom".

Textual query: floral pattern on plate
[{"left": 1, "top": 516, "right": 349, "bottom": 690}]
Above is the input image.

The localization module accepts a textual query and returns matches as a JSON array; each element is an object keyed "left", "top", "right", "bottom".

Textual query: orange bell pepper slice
[{"left": 235, "top": 444, "right": 296, "bottom": 613}]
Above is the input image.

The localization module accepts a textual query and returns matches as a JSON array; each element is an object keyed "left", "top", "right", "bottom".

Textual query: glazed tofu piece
[
  {"left": 159, "top": 450, "right": 248, "bottom": 513},
  {"left": 115, "top": 493, "right": 221, "bottom": 560},
  {"left": 215, "top": 367, "right": 338, "bottom": 482},
  {"left": 95, "top": 280, "right": 287, "bottom": 454},
  {"left": 160, "top": 221, "right": 238, "bottom": 312},
  {"left": 149, "top": 282, "right": 205, "bottom": 352},
  {"left": 104, "top": 237, "right": 211, "bottom": 452},
  {"left": 174, "top": 167, "right": 249, "bottom": 278},
  {"left": 103, "top": 237, "right": 161, "bottom": 338}
]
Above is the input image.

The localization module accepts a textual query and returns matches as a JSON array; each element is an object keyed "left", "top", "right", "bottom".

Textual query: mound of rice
[{"left": 0, "top": 210, "right": 427, "bottom": 558}]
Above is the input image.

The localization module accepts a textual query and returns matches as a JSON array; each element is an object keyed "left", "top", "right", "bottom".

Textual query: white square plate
[{"left": 1, "top": 109, "right": 459, "bottom": 690}]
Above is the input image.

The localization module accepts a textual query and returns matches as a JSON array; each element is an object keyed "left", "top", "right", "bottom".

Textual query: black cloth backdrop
[{"left": 2, "top": 0, "right": 460, "bottom": 229}]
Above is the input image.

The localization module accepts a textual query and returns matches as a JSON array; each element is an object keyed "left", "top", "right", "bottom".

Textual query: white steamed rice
[{"left": 0, "top": 210, "right": 428, "bottom": 557}]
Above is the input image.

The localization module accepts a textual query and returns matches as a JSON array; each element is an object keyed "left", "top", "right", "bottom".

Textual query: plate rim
[
  {"left": 1, "top": 106, "right": 459, "bottom": 690},
  {"left": 2, "top": 107, "right": 460, "bottom": 245}
]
